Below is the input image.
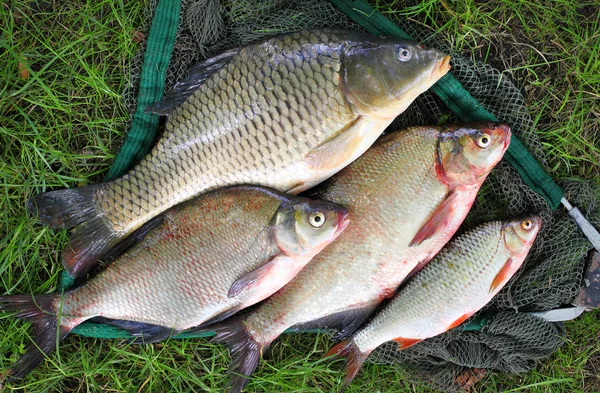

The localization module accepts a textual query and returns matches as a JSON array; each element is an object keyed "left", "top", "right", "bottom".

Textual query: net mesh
[{"left": 120, "top": 0, "right": 600, "bottom": 391}]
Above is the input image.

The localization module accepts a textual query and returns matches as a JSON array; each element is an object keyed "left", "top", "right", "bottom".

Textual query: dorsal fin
[{"left": 145, "top": 48, "right": 240, "bottom": 115}]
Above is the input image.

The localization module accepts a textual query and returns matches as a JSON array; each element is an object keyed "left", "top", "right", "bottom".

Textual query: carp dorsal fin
[{"left": 145, "top": 48, "right": 241, "bottom": 115}]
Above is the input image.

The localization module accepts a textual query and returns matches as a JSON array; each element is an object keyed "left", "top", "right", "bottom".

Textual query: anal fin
[
  {"left": 392, "top": 337, "right": 422, "bottom": 350},
  {"left": 288, "top": 302, "right": 379, "bottom": 339},
  {"left": 92, "top": 317, "right": 180, "bottom": 344}
]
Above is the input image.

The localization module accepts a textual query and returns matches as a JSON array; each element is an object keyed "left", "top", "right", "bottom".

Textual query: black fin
[
  {"left": 325, "top": 339, "right": 369, "bottom": 393},
  {"left": 0, "top": 294, "right": 72, "bottom": 380},
  {"left": 200, "top": 317, "right": 267, "bottom": 393},
  {"left": 99, "top": 214, "right": 165, "bottom": 264},
  {"left": 145, "top": 48, "right": 240, "bottom": 115},
  {"left": 91, "top": 317, "right": 180, "bottom": 344},
  {"left": 62, "top": 215, "right": 121, "bottom": 278},
  {"left": 27, "top": 185, "right": 99, "bottom": 228},
  {"left": 288, "top": 302, "right": 379, "bottom": 340}
]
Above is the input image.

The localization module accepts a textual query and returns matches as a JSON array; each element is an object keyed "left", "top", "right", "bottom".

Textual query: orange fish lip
[{"left": 432, "top": 55, "right": 451, "bottom": 80}]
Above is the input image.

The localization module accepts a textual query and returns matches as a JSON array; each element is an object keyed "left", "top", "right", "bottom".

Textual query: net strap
[{"left": 331, "top": 0, "right": 565, "bottom": 210}]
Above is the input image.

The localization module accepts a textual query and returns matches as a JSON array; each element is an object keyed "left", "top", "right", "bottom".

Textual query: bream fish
[
  {"left": 326, "top": 217, "right": 542, "bottom": 391},
  {"left": 0, "top": 186, "right": 349, "bottom": 380},
  {"left": 193, "top": 123, "right": 512, "bottom": 392},
  {"left": 27, "top": 28, "right": 451, "bottom": 278}
]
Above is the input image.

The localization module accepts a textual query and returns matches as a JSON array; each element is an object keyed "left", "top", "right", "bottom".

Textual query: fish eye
[
  {"left": 476, "top": 134, "right": 491, "bottom": 148},
  {"left": 309, "top": 212, "right": 326, "bottom": 228},
  {"left": 397, "top": 47, "right": 412, "bottom": 62},
  {"left": 521, "top": 219, "right": 533, "bottom": 230}
]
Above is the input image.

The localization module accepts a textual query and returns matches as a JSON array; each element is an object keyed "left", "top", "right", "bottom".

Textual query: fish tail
[
  {"left": 0, "top": 294, "right": 72, "bottom": 380},
  {"left": 209, "top": 319, "right": 270, "bottom": 393},
  {"left": 325, "top": 339, "right": 369, "bottom": 393},
  {"left": 28, "top": 185, "right": 120, "bottom": 278}
]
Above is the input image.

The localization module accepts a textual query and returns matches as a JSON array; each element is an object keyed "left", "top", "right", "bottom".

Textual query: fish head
[
  {"left": 437, "top": 123, "right": 511, "bottom": 187},
  {"left": 273, "top": 198, "right": 350, "bottom": 258},
  {"left": 502, "top": 216, "right": 542, "bottom": 256},
  {"left": 342, "top": 37, "right": 450, "bottom": 119}
]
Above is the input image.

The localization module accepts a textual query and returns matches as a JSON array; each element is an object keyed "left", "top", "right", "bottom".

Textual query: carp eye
[
  {"left": 521, "top": 219, "right": 533, "bottom": 230},
  {"left": 397, "top": 47, "right": 412, "bottom": 62},
  {"left": 309, "top": 212, "right": 326, "bottom": 228},
  {"left": 476, "top": 134, "right": 491, "bottom": 148}
]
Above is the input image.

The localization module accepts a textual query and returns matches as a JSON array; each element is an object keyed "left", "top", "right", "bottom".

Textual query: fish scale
[
  {"left": 29, "top": 29, "right": 450, "bottom": 278},
  {"left": 325, "top": 217, "right": 541, "bottom": 392},
  {"left": 201, "top": 123, "right": 511, "bottom": 393}
]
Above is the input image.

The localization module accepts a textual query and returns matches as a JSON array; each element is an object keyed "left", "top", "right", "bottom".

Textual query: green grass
[{"left": 1, "top": 0, "right": 599, "bottom": 392}]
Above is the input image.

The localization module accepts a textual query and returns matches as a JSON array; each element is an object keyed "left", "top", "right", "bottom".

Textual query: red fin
[
  {"left": 448, "top": 313, "right": 471, "bottom": 330},
  {"left": 392, "top": 337, "right": 422, "bottom": 350},
  {"left": 409, "top": 189, "right": 458, "bottom": 247},
  {"left": 489, "top": 257, "right": 515, "bottom": 294},
  {"left": 325, "top": 339, "right": 369, "bottom": 393}
]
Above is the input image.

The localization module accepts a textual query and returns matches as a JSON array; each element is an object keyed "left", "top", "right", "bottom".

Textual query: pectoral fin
[
  {"left": 228, "top": 257, "right": 279, "bottom": 298},
  {"left": 304, "top": 115, "right": 385, "bottom": 172},
  {"left": 410, "top": 189, "right": 458, "bottom": 247},
  {"left": 489, "top": 257, "right": 515, "bottom": 294}
]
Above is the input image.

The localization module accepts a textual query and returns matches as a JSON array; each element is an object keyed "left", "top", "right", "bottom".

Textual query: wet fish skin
[
  {"left": 195, "top": 122, "right": 511, "bottom": 393},
  {"left": 27, "top": 28, "right": 450, "bottom": 278},
  {"left": 325, "top": 217, "right": 542, "bottom": 391},
  {"left": 0, "top": 186, "right": 349, "bottom": 380}
]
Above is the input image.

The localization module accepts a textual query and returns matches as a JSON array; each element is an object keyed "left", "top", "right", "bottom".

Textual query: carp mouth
[{"left": 432, "top": 55, "right": 451, "bottom": 81}]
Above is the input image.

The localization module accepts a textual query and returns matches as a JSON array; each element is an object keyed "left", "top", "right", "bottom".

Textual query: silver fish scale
[
  {"left": 59, "top": 189, "right": 282, "bottom": 329},
  {"left": 95, "top": 29, "right": 356, "bottom": 234},
  {"left": 353, "top": 221, "right": 509, "bottom": 352},
  {"left": 244, "top": 129, "right": 456, "bottom": 344}
]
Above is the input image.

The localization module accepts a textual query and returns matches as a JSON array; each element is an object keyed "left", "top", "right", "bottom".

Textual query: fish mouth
[{"left": 431, "top": 55, "right": 451, "bottom": 81}]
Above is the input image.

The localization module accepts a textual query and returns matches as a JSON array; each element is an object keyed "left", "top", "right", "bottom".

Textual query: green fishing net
[{"left": 97, "top": 0, "right": 599, "bottom": 391}]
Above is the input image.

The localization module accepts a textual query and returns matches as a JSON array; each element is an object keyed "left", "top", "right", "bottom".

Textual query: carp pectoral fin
[
  {"left": 288, "top": 301, "right": 379, "bottom": 340},
  {"left": 145, "top": 48, "right": 240, "bottom": 115},
  {"left": 93, "top": 317, "right": 180, "bottom": 344},
  {"left": 304, "top": 118, "right": 366, "bottom": 171},
  {"left": 489, "top": 257, "right": 515, "bottom": 294},
  {"left": 409, "top": 188, "right": 458, "bottom": 247},
  {"left": 228, "top": 257, "right": 279, "bottom": 298},
  {"left": 392, "top": 337, "right": 422, "bottom": 350},
  {"left": 448, "top": 313, "right": 471, "bottom": 330}
]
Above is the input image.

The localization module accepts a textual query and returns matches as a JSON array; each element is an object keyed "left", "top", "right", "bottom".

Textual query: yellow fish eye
[
  {"left": 521, "top": 219, "right": 533, "bottom": 230},
  {"left": 309, "top": 212, "right": 326, "bottom": 228},
  {"left": 476, "top": 133, "right": 491, "bottom": 148}
]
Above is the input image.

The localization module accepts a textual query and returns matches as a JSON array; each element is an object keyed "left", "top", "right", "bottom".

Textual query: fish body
[
  {"left": 326, "top": 217, "right": 542, "bottom": 391},
  {"left": 28, "top": 28, "right": 451, "bottom": 278},
  {"left": 200, "top": 123, "right": 511, "bottom": 392},
  {"left": 0, "top": 186, "right": 348, "bottom": 380}
]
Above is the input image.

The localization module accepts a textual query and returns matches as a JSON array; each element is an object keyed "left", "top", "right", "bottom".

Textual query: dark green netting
[{"left": 59, "top": 0, "right": 599, "bottom": 391}]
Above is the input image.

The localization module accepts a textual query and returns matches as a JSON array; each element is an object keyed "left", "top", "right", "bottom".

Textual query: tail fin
[
  {"left": 0, "top": 295, "right": 72, "bottom": 380},
  {"left": 325, "top": 339, "right": 369, "bottom": 393},
  {"left": 205, "top": 319, "right": 270, "bottom": 393},
  {"left": 28, "top": 185, "right": 120, "bottom": 278},
  {"left": 27, "top": 186, "right": 99, "bottom": 229}
]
